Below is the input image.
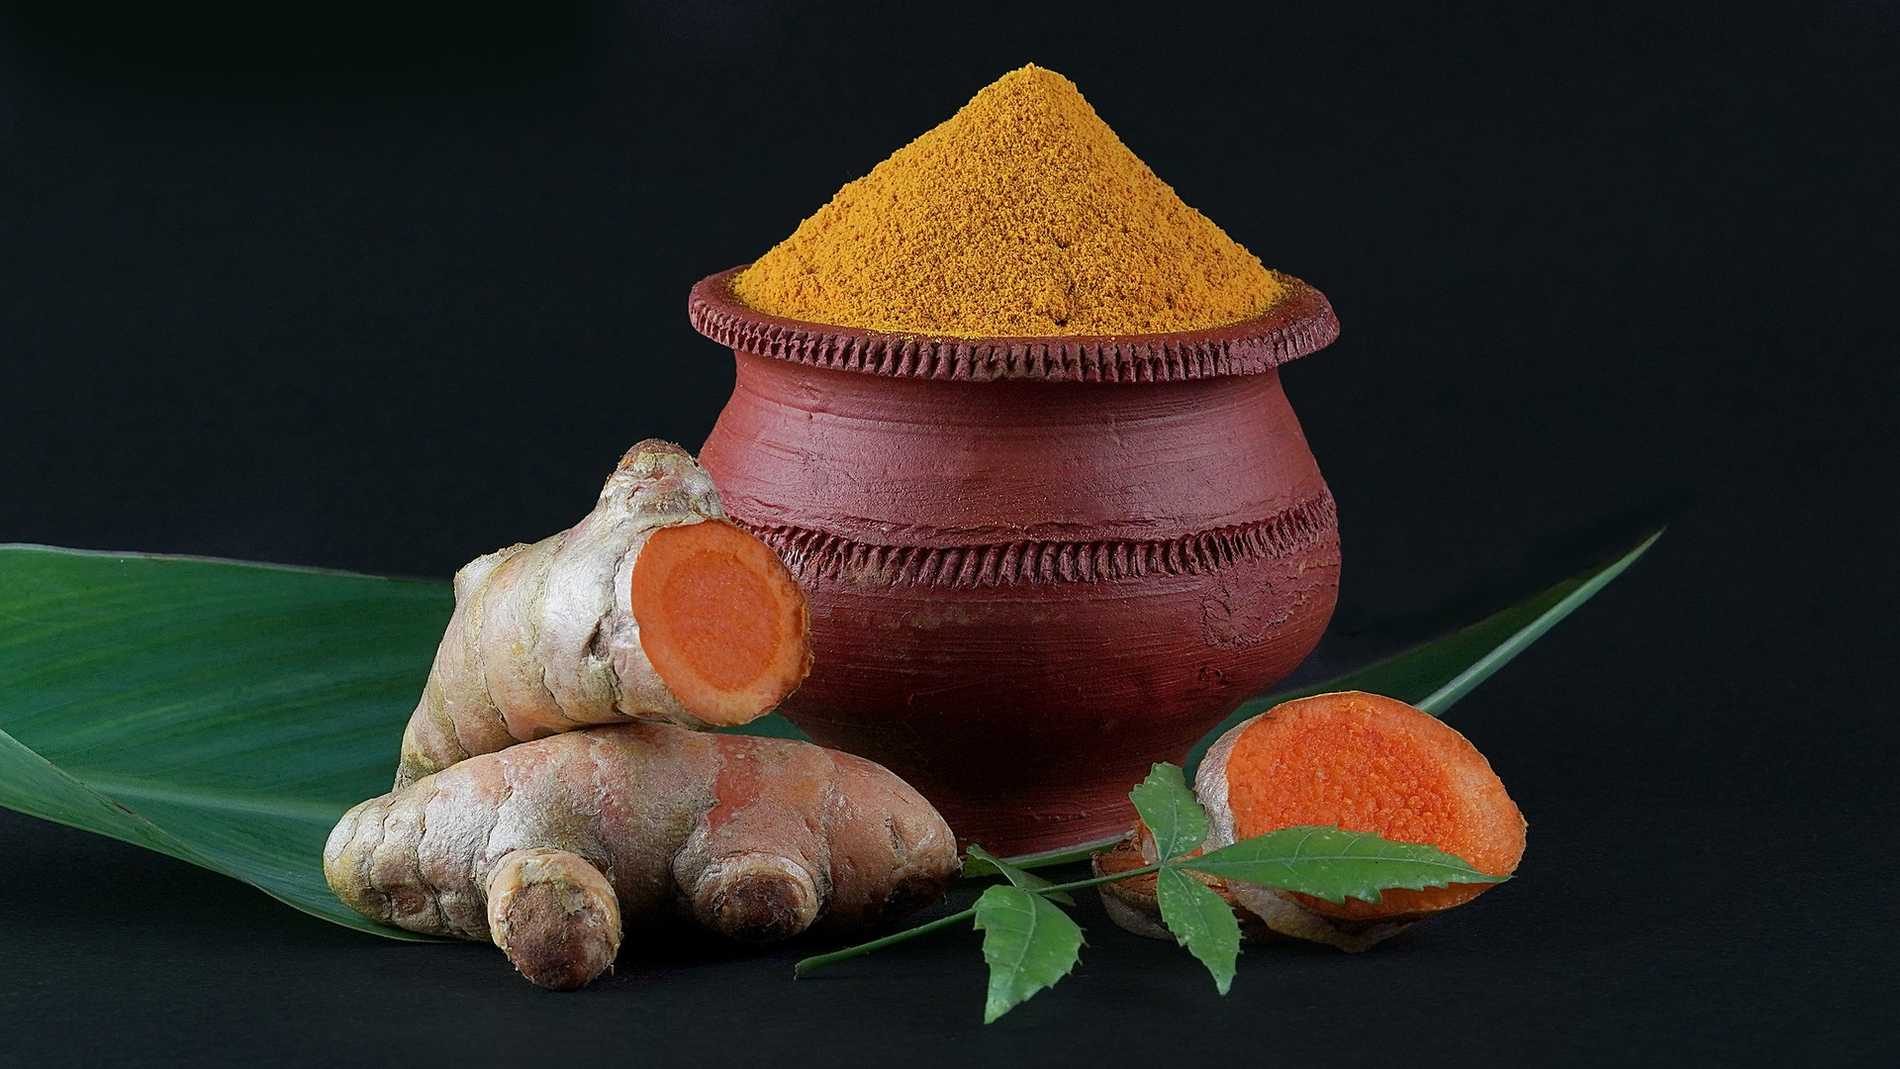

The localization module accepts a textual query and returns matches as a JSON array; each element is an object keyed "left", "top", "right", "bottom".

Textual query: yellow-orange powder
[{"left": 731, "top": 64, "right": 1285, "bottom": 338}]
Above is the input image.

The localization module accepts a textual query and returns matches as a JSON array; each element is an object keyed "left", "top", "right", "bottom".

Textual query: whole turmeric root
[
  {"left": 394, "top": 440, "right": 811, "bottom": 789},
  {"left": 325, "top": 722, "right": 959, "bottom": 989},
  {"left": 1194, "top": 691, "right": 1526, "bottom": 951}
]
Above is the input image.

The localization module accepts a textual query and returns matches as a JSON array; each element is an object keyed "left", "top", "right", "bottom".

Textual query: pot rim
[{"left": 688, "top": 265, "right": 1339, "bottom": 384}]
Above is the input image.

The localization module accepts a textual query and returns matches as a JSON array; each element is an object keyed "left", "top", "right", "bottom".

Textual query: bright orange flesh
[
  {"left": 629, "top": 521, "right": 811, "bottom": 726},
  {"left": 1224, "top": 691, "right": 1525, "bottom": 920}
]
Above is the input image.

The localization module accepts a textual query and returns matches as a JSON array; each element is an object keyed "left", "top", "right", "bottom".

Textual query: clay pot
[{"left": 691, "top": 267, "right": 1341, "bottom": 856}]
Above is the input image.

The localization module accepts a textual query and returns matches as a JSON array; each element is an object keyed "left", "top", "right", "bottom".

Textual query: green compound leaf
[
  {"left": 1182, "top": 825, "right": 1505, "bottom": 906},
  {"left": 972, "top": 885, "right": 1084, "bottom": 1023},
  {"left": 1154, "top": 866, "right": 1241, "bottom": 995},
  {"left": 966, "top": 844, "right": 1074, "bottom": 905},
  {"left": 1127, "top": 763, "right": 1207, "bottom": 861}
]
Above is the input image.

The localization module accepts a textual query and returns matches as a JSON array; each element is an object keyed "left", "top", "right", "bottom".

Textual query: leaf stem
[
  {"left": 794, "top": 907, "right": 974, "bottom": 976},
  {"left": 1034, "top": 863, "right": 1164, "bottom": 896},
  {"left": 793, "top": 862, "right": 1166, "bottom": 977}
]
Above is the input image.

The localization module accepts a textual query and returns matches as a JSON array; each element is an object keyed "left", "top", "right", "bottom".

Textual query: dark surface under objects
[{"left": 1, "top": 3, "right": 1894, "bottom": 1066}]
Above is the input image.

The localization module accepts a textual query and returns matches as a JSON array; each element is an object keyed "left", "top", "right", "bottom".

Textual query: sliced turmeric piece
[
  {"left": 394, "top": 440, "right": 811, "bottom": 788},
  {"left": 1195, "top": 691, "right": 1525, "bottom": 950}
]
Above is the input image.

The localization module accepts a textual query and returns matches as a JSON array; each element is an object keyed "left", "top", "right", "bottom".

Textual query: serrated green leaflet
[
  {"left": 1184, "top": 529, "right": 1661, "bottom": 773},
  {"left": 1182, "top": 825, "right": 1504, "bottom": 906},
  {"left": 1128, "top": 762, "right": 1206, "bottom": 861},
  {"left": 0, "top": 545, "right": 804, "bottom": 939},
  {"left": 1154, "top": 866, "right": 1240, "bottom": 994},
  {"left": 967, "top": 844, "right": 1074, "bottom": 905},
  {"left": 972, "top": 885, "right": 1084, "bottom": 1023}
]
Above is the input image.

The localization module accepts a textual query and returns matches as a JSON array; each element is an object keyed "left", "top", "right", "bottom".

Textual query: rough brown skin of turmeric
[
  {"left": 1195, "top": 691, "right": 1527, "bottom": 951},
  {"left": 325, "top": 722, "right": 959, "bottom": 990},
  {"left": 732, "top": 64, "right": 1285, "bottom": 338},
  {"left": 393, "top": 440, "right": 811, "bottom": 789}
]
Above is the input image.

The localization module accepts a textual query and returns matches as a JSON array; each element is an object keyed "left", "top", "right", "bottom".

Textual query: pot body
[{"left": 700, "top": 352, "right": 1340, "bottom": 855}]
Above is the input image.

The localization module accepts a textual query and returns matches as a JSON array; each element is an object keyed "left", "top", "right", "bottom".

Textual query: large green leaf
[
  {"left": 971, "top": 885, "right": 1084, "bottom": 1023},
  {"left": 0, "top": 545, "right": 803, "bottom": 939},
  {"left": 1182, "top": 825, "right": 1504, "bottom": 905},
  {"left": 0, "top": 529, "right": 1656, "bottom": 929}
]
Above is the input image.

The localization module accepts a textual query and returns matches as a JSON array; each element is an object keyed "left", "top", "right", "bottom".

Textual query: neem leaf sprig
[{"left": 794, "top": 692, "right": 1523, "bottom": 1021}]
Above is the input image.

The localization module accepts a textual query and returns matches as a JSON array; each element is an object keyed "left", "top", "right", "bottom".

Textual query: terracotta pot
[{"left": 691, "top": 267, "right": 1341, "bottom": 856}]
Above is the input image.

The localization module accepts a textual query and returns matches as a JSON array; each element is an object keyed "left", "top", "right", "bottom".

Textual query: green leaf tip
[
  {"left": 1128, "top": 763, "right": 1208, "bottom": 861},
  {"left": 1416, "top": 528, "right": 1664, "bottom": 716},
  {"left": 1183, "top": 825, "right": 1504, "bottom": 906},
  {"left": 1185, "top": 527, "right": 1664, "bottom": 772},
  {"left": 1155, "top": 866, "right": 1240, "bottom": 995},
  {"left": 972, "top": 885, "right": 1084, "bottom": 1023}
]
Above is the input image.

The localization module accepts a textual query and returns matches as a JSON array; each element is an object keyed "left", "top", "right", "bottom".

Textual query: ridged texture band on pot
[{"left": 691, "top": 267, "right": 1342, "bottom": 855}]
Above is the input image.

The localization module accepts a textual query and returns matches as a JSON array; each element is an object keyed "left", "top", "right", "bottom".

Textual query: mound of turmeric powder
[{"left": 732, "top": 65, "right": 1285, "bottom": 338}]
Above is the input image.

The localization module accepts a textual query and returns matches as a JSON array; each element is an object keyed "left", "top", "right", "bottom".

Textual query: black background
[{"left": 2, "top": 3, "right": 1894, "bottom": 1065}]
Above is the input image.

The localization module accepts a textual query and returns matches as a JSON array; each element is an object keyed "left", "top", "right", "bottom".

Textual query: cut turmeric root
[
  {"left": 629, "top": 520, "right": 808, "bottom": 725},
  {"left": 327, "top": 722, "right": 959, "bottom": 990},
  {"left": 1195, "top": 691, "right": 1526, "bottom": 951},
  {"left": 394, "top": 440, "right": 811, "bottom": 789}
]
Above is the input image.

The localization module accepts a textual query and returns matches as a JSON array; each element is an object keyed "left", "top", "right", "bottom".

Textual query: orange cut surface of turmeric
[
  {"left": 632, "top": 520, "right": 810, "bottom": 724},
  {"left": 732, "top": 64, "right": 1285, "bottom": 338},
  {"left": 1222, "top": 691, "right": 1525, "bottom": 921}
]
